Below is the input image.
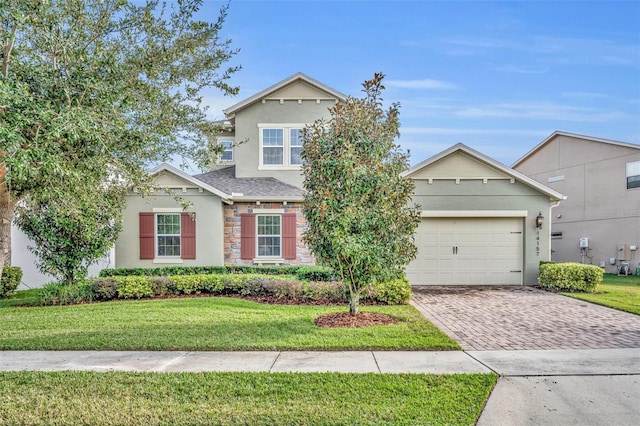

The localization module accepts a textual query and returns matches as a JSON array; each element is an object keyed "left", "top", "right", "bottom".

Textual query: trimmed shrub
[
  {"left": 151, "top": 277, "right": 176, "bottom": 296},
  {"left": 301, "top": 281, "right": 346, "bottom": 302},
  {"left": 1, "top": 266, "right": 22, "bottom": 298},
  {"left": 538, "top": 262, "right": 604, "bottom": 292},
  {"left": 171, "top": 275, "right": 206, "bottom": 295},
  {"left": 293, "top": 266, "right": 335, "bottom": 282},
  {"left": 116, "top": 276, "right": 155, "bottom": 299},
  {"left": 99, "top": 265, "right": 335, "bottom": 282},
  {"left": 39, "top": 280, "right": 98, "bottom": 305},
  {"left": 37, "top": 272, "right": 410, "bottom": 306},
  {"left": 93, "top": 278, "right": 119, "bottom": 300},
  {"left": 366, "top": 278, "right": 413, "bottom": 305}
]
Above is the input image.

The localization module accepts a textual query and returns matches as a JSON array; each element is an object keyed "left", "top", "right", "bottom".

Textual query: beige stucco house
[
  {"left": 113, "top": 73, "right": 565, "bottom": 286},
  {"left": 513, "top": 131, "right": 640, "bottom": 274}
]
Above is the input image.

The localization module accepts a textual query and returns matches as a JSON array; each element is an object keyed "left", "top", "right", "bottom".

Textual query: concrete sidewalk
[
  {"left": 2, "top": 348, "right": 638, "bottom": 375},
  {"left": 2, "top": 348, "right": 639, "bottom": 425}
]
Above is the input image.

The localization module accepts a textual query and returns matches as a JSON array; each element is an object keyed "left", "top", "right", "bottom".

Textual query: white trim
[
  {"left": 217, "top": 137, "right": 234, "bottom": 163},
  {"left": 252, "top": 258, "right": 285, "bottom": 265},
  {"left": 152, "top": 208, "right": 183, "bottom": 213},
  {"left": 153, "top": 258, "right": 184, "bottom": 264},
  {"left": 257, "top": 122, "right": 307, "bottom": 128},
  {"left": 258, "top": 124, "right": 306, "bottom": 168},
  {"left": 254, "top": 208, "right": 285, "bottom": 214},
  {"left": 419, "top": 210, "right": 528, "bottom": 218},
  {"left": 155, "top": 212, "right": 182, "bottom": 258},
  {"left": 256, "top": 214, "right": 282, "bottom": 259},
  {"left": 258, "top": 165, "right": 302, "bottom": 171}
]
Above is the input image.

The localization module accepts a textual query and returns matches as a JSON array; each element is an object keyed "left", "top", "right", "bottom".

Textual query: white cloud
[
  {"left": 386, "top": 79, "right": 459, "bottom": 90},
  {"left": 453, "top": 102, "right": 631, "bottom": 122}
]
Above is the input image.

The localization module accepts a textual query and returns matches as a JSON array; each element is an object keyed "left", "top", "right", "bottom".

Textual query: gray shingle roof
[{"left": 193, "top": 166, "right": 305, "bottom": 200}]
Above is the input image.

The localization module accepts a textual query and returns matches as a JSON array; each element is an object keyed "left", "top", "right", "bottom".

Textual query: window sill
[
  {"left": 253, "top": 258, "right": 285, "bottom": 265},
  {"left": 258, "top": 165, "right": 302, "bottom": 171},
  {"left": 153, "top": 258, "right": 184, "bottom": 264}
]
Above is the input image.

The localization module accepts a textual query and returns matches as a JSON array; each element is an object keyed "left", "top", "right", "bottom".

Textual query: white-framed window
[
  {"left": 257, "top": 214, "right": 281, "bottom": 257},
  {"left": 156, "top": 213, "right": 181, "bottom": 257},
  {"left": 262, "top": 128, "right": 284, "bottom": 165},
  {"left": 219, "top": 139, "right": 234, "bottom": 162},
  {"left": 627, "top": 161, "right": 640, "bottom": 189},
  {"left": 258, "top": 124, "right": 305, "bottom": 169},
  {"left": 290, "top": 129, "right": 303, "bottom": 165}
]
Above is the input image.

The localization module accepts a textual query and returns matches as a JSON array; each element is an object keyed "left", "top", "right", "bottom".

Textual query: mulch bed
[{"left": 314, "top": 311, "right": 399, "bottom": 328}]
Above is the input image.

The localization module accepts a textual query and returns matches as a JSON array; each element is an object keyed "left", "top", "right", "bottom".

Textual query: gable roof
[
  {"left": 512, "top": 131, "right": 640, "bottom": 168},
  {"left": 223, "top": 72, "right": 347, "bottom": 118},
  {"left": 402, "top": 143, "right": 565, "bottom": 201},
  {"left": 193, "top": 166, "right": 305, "bottom": 202},
  {"left": 148, "top": 163, "right": 232, "bottom": 203}
]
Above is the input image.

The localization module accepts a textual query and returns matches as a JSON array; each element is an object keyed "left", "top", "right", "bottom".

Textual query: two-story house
[
  {"left": 113, "top": 72, "right": 565, "bottom": 286},
  {"left": 115, "top": 73, "right": 346, "bottom": 269},
  {"left": 513, "top": 131, "right": 640, "bottom": 274}
]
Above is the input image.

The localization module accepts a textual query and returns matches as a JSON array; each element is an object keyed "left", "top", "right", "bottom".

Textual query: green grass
[
  {"left": 0, "top": 371, "right": 496, "bottom": 425},
  {"left": 0, "top": 296, "right": 459, "bottom": 350},
  {"left": 562, "top": 274, "right": 640, "bottom": 315},
  {"left": 0, "top": 289, "right": 42, "bottom": 308}
]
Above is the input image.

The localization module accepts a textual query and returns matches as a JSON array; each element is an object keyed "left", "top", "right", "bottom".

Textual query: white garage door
[{"left": 406, "top": 217, "right": 523, "bottom": 285}]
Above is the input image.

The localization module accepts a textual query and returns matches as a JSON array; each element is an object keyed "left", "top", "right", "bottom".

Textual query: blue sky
[{"left": 197, "top": 0, "right": 640, "bottom": 166}]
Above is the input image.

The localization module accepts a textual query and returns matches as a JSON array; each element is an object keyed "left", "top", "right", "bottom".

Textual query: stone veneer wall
[{"left": 224, "top": 202, "right": 315, "bottom": 266}]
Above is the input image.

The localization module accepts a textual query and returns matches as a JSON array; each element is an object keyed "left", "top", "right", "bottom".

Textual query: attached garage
[
  {"left": 403, "top": 144, "right": 565, "bottom": 286},
  {"left": 406, "top": 216, "right": 524, "bottom": 285}
]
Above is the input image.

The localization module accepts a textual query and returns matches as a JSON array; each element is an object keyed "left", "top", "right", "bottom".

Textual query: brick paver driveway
[{"left": 411, "top": 286, "right": 640, "bottom": 350}]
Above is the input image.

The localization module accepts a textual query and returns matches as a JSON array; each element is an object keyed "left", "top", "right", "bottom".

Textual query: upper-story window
[
  {"left": 259, "top": 124, "right": 305, "bottom": 169},
  {"left": 627, "top": 161, "right": 640, "bottom": 189},
  {"left": 290, "top": 129, "right": 303, "bottom": 165},
  {"left": 219, "top": 139, "right": 234, "bottom": 162}
]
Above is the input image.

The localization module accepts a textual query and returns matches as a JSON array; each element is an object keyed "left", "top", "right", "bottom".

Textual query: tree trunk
[
  {"left": 0, "top": 160, "right": 13, "bottom": 283},
  {"left": 348, "top": 292, "right": 360, "bottom": 316}
]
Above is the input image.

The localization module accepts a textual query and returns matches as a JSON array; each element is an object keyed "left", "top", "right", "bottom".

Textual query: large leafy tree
[
  {"left": 14, "top": 188, "right": 125, "bottom": 285},
  {"left": 302, "top": 73, "right": 421, "bottom": 316},
  {"left": 0, "top": 0, "right": 240, "bottom": 280}
]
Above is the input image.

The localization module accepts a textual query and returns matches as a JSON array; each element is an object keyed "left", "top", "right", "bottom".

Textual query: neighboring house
[
  {"left": 513, "top": 131, "right": 640, "bottom": 274},
  {"left": 402, "top": 144, "right": 564, "bottom": 286},
  {"left": 111, "top": 73, "right": 564, "bottom": 286}
]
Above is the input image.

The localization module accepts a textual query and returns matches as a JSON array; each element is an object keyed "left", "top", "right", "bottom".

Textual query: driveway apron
[{"left": 411, "top": 286, "right": 640, "bottom": 351}]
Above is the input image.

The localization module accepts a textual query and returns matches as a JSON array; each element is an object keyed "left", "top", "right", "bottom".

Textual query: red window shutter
[
  {"left": 282, "top": 213, "right": 297, "bottom": 260},
  {"left": 181, "top": 213, "right": 196, "bottom": 259},
  {"left": 241, "top": 214, "right": 256, "bottom": 259},
  {"left": 139, "top": 213, "right": 155, "bottom": 259}
]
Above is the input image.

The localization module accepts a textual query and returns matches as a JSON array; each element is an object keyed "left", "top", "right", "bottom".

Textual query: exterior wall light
[{"left": 535, "top": 212, "right": 544, "bottom": 229}]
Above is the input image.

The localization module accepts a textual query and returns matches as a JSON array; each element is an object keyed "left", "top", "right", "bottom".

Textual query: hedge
[
  {"left": 99, "top": 265, "right": 336, "bottom": 282},
  {"left": 39, "top": 273, "right": 412, "bottom": 306},
  {"left": 1, "top": 266, "right": 22, "bottom": 298},
  {"left": 538, "top": 262, "right": 604, "bottom": 292}
]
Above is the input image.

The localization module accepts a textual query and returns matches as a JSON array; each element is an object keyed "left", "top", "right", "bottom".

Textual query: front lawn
[
  {"left": 562, "top": 274, "right": 640, "bottom": 315},
  {"left": 0, "top": 371, "right": 496, "bottom": 425},
  {"left": 0, "top": 296, "right": 459, "bottom": 350}
]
